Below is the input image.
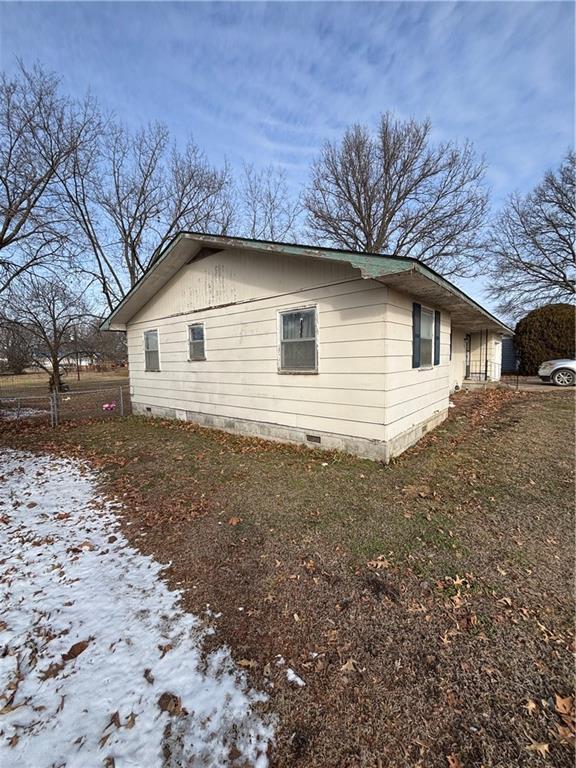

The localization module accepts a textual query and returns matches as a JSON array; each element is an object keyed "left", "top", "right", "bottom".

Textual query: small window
[
  {"left": 144, "top": 330, "right": 160, "bottom": 372},
  {"left": 279, "top": 307, "right": 317, "bottom": 372},
  {"left": 420, "top": 308, "right": 434, "bottom": 367},
  {"left": 188, "top": 323, "right": 205, "bottom": 361}
]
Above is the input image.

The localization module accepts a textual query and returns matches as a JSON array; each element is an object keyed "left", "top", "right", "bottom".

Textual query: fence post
[{"left": 119, "top": 386, "right": 124, "bottom": 417}]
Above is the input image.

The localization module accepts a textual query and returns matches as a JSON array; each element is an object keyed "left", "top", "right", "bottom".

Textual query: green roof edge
[{"left": 100, "top": 231, "right": 513, "bottom": 334}]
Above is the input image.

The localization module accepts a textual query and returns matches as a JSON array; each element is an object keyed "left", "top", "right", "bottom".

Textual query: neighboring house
[{"left": 101, "top": 233, "right": 512, "bottom": 461}]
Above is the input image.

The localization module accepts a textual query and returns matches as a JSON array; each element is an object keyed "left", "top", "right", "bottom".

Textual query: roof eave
[{"left": 100, "top": 231, "right": 512, "bottom": 336}]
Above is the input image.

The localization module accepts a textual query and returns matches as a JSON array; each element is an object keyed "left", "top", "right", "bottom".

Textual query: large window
[
  {"left": 188, "top": 323, "right": 206, "bottom": 361},
  {"left": 279, "top": 307, "right": 317, "bottom": 372},
  {"left": 420, "top": 308, "right": 434, "bottom": 367},
  {"left": 144, "top": 330, "right": 160, "bottom": 372}
]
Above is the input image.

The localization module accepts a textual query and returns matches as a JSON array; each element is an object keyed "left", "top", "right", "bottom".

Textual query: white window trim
[
  {"left": 277, "top": 304, "right": 319, "bottom": 375},
  {"left": 143, "top": 329, "right": 160, "bottom": 372},
  {"left": 187, "top": 322, "right": 206, "bottom": 362},
  {"left": 419, "top": 306, "right": 435, "bottom": 370}
]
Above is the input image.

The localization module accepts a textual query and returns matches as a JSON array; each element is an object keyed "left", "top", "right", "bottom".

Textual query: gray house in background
[{"left": 501, "top": 336, "right": 517, "bottom": 374}]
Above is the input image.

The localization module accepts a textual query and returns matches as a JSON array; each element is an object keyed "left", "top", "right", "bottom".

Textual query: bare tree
[
  {"left": 487, "top": 151, "right": 575, "bottom": 318},
  {"left": 234, "top": 163, "right": 301, "bottom": 241},
  {"left": 304, "top": 113, "right": 488, "bottom": 276},
  {"left": 0, "top": 62, "right": 98, "bottom": 293},
  {"left": 77, "top": 319, "right": 127, "bottom": 367},
  {"left": 1, "top": 275, "right": 92, "bottom": 391},
  {"left": 60, "top": 121, "right": 233, "bottom": 310}
]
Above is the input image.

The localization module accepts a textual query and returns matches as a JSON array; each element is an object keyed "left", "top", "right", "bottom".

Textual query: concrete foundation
[
  {"left": 132, "top": 402, "right": 449, "bottom": 463},
  {"left": 385, "top": 408, "right": 448, "bottom": 461}
]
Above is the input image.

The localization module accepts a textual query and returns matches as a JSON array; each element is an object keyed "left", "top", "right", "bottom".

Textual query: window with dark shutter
[
  {"left": 412, "top": 303, "right": 421, "bottom": 368},
  {"left": 420, "top": 308, "right": 434, "bottom": 367},
  {"left": 434, "top": 311, "right": 441, "bottom": 365}
]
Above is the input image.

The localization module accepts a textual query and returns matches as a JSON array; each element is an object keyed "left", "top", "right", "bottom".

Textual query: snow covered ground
[
  {"left": 0, "top": 450, "right": 274, "bottom": 768},
  {"left": 0, "top": 406, "right": 47, "bottom": 420}
]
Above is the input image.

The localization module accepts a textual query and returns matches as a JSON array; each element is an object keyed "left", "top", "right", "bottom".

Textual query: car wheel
[{"left": 551, "top": 368, "right": 575, "bottom": 387}]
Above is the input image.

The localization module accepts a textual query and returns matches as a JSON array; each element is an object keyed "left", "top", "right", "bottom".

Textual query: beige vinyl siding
[
  {"left": 450, "top": 328, "right": 467, "bottom": 390},
  {"left": 127, "top": 251, "right": 388, "bottom": 442},
  {"left": 468, "top": 331, "right": 502, "bottom": 381},
  {"left": 381, "top": 288, "right": 450, "bottom": 442},
  {"left": 129, "top": 247, "right": 362, "bottom": 324}
]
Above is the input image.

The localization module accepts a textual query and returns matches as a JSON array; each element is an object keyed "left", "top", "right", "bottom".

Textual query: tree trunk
[{"left": 51, "top": 355, "right": 62, "bottom": 392}]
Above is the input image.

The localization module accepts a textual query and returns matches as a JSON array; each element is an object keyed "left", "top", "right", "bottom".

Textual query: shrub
[{"left": 515, "top": 303, "right": 576, "bottom": 375}]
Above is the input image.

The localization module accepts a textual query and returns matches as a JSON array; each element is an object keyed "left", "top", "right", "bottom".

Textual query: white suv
[{"left": 538, "top": 359, "right": 576, "bottom": 387}]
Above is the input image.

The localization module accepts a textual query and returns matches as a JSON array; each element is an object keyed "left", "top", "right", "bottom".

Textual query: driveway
[
  {"left": 500, "top": 375, "right": 575, "bottom": 392},
  {"left": 0, "top": 450, "right": 273, "bottom": 768}
]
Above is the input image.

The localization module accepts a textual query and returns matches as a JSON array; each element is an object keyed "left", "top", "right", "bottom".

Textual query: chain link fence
[{"left": 0, "top": 385, "right": 131, "bottom": 426}]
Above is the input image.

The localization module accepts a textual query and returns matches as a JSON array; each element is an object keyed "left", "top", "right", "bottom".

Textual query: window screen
[
  {"left": 279, "top": 308, "right": 317, "bottom": 372},
  {"left": 420, "top": 309, "right": 434, "bottom": 367},
  {"left": 144, "top": 330, "right": 159, "bottom": 371},
  {"left": 188, "top": 323, "right": 205, "bottom": 360}
]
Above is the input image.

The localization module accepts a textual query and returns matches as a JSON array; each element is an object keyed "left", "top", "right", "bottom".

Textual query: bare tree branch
[
  {"left": 233, "top": 163, "right": 302, "bottom": 241},
  {"left": 303, "top": 113, "right": 488, "bottom": 276},
  {"left": 59, "top": 121, "right": 233, "bottom": 311},
  {"left": 0, "top": 62, "right": 99, "bottom": 293},
  {"left": 487, "top": 151, "right": 576, "bottom": 319}
]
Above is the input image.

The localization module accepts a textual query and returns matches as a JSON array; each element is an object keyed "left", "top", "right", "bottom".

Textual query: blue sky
[{"left": 0, "top": 1, "right": 574, "bottom": 309}]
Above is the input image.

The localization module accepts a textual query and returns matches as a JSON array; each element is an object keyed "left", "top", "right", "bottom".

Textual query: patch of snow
[
  {"left": 0, "top": 407, "right": 47, "bottom": 420},
  {"left": 286, "top": 669, "right": 305, "bottom": 687},
  {"left": 0, "top": 450, "right": 274, "bottom": 768}
]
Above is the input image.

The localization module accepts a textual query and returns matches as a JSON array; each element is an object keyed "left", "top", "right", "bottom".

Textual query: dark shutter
[
  {"left": 412, "top": 303, "right": 421, "bottom": 368},
  {"left": 434, "top": 311, "right": 441, "bottom": 365}
]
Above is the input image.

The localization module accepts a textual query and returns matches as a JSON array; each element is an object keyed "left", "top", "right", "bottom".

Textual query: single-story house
[{"left": 101, "top": 233, "right": 512, "bottom": 461}]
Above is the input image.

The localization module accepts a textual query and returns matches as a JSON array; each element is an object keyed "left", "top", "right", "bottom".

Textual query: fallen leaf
[
  {"left": 524, "top": 699, "right": 538, "bottom": 714},
  {"left": 143, "top": 668, "right": 155, "bottom": 685},
  {"left": 525, "top": 742, "right": 549, "bottom": 757},
  {"left": 39, "top": 661, "right": 64, "bottom": 680},
  {"left": 237, "top": 659, "right": 258, "bottom": 669},
  {"left": 367, "top": 557, "right": 390, "bottom": 570},
  {"left": 447, "top": 755, "right": 462, "bottom": 768},
  {"left": 555, "top": 694, "right": 573, "bottom": 716},
  {"left": 228, "top": 516, "right": 242, "bottom": 526},
  {"left": 62, "top": 640, "right": 90, "bottom": 662},
  {"left": 340, "top": 659, "right": 359, "bottom": 674},
  {"left": 158, "top": 692, "right": 183, "bottom": 716},
  {"left": 556, "top": 724, "right": 576, "bottom": 743}
]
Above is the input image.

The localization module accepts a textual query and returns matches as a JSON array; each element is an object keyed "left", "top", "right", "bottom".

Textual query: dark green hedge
[{"left": 515, "top": 304, "right": 576, "bottom": 375}]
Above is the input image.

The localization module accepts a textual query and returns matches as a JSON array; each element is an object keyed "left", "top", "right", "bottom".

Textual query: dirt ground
[{"left": 1, "top": 389, "right": 574, "bottom": 767}]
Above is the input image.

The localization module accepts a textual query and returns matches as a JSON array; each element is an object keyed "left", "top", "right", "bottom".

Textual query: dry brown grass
[{"left": 2, "top": 389, "right": 574, "bottom": 767}]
